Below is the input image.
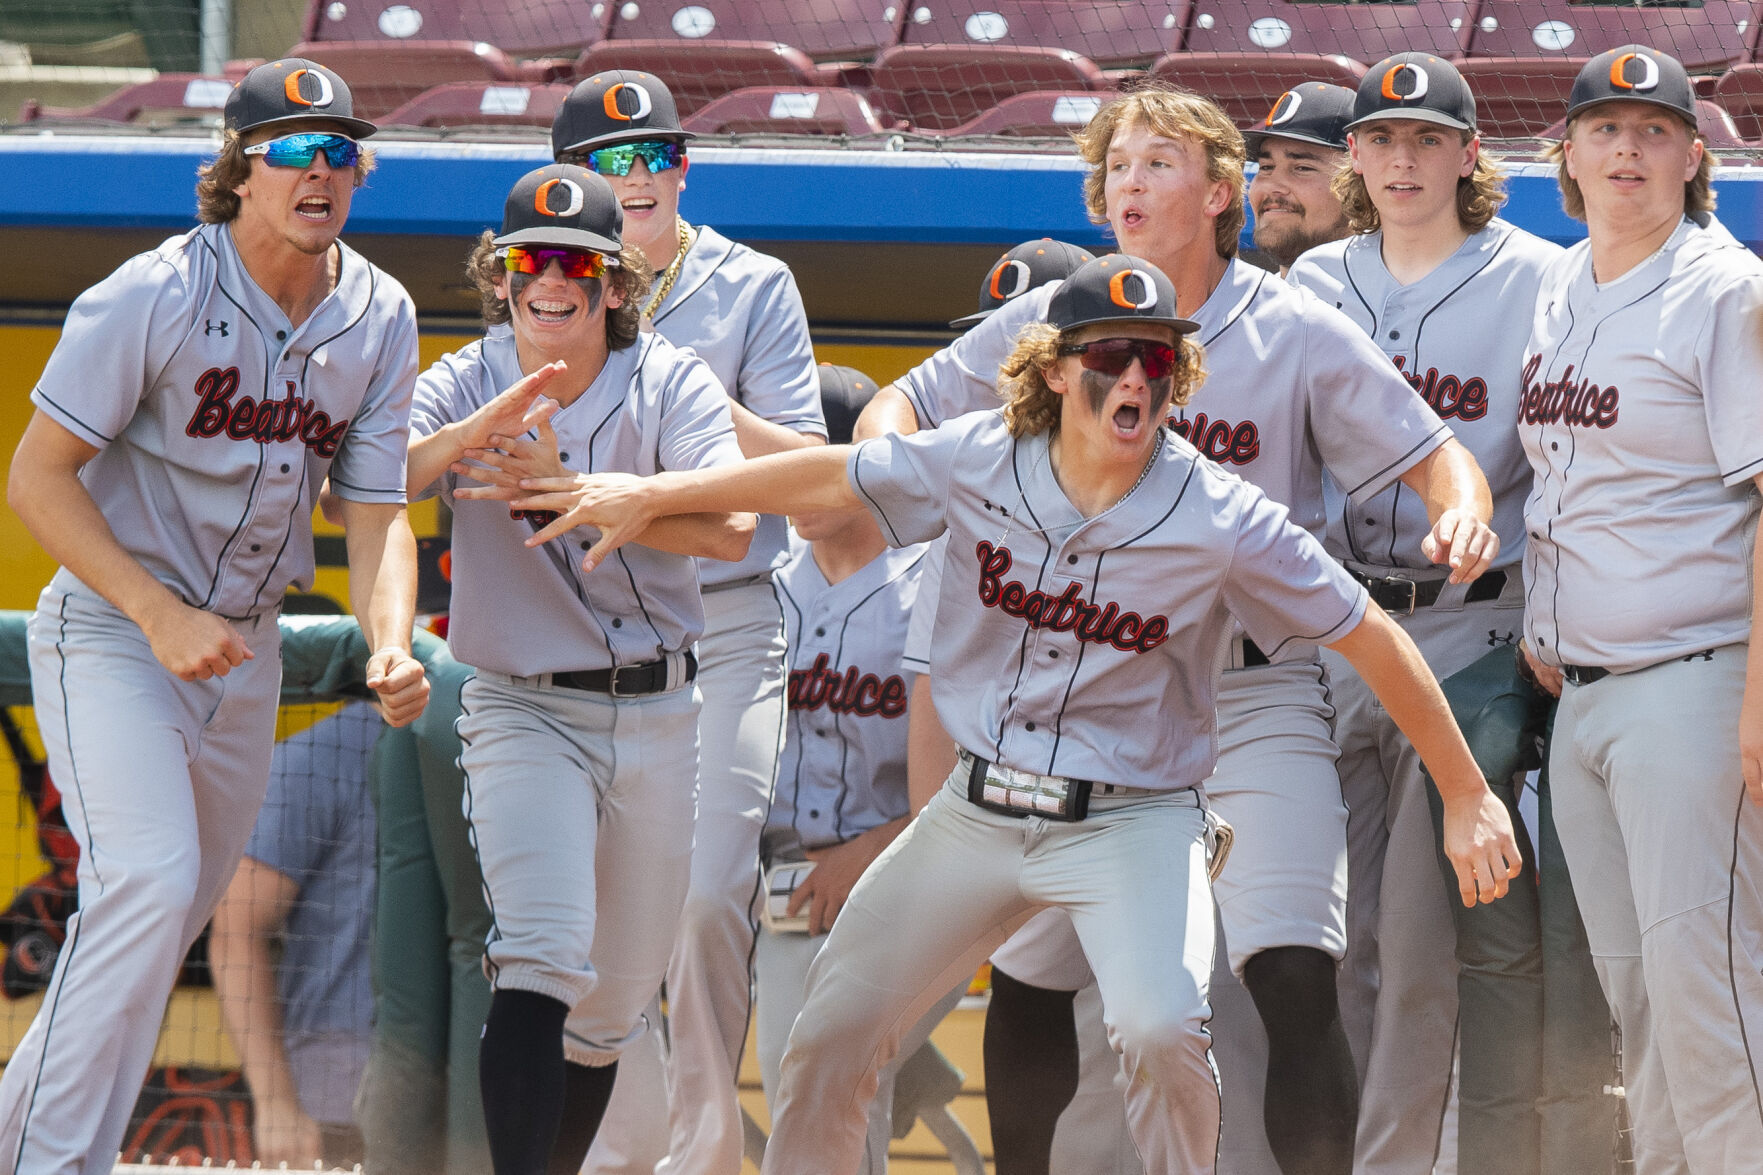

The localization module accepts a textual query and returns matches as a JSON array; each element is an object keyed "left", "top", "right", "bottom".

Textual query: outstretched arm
[
  {"left": 462, "top": 445, "right": 860, "bottom": 573},
  {"left": 1398, "top": 439, "right": 1499, "bottom": 584},
  {"left": 854, "top": 384, "right": 922, "bottom": 442},
  {"left": 1328, "top": 606, "right": 1522, "bottom": 906}
]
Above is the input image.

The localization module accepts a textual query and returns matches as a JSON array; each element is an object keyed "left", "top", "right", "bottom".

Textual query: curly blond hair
[
  {"left": 1332, "top": 129, "right": 1506, "bottom": 234},
  {"left": 196, "top": 128, "right": 376, "bottom": 225},
  {"left": 465, "top": 231, "right": 654, "bottom": 350},
  {"left": 1072, "top": 85, "right": 1247, "bottom": 259},
  {"left": 998, "top": 323, "right": 1206, "bottom": 438}
]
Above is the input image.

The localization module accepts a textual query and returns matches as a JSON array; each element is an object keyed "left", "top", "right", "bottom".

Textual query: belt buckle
[
  {"left": 979, "top": 761, "right": 1089, "bottom": 821},
  {"left": 608, "top": 662, "right": 649, "bottom": 697},
  {"left": 1376, "top": 575, "right": 1418, "bottom": 617}
]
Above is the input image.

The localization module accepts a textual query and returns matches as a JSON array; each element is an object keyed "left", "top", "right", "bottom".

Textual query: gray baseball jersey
[
  {"left": 849, "top": 410, "right": 1370, "bottom": 791},
  {"left": 1289, "top": 219, "right": 1563, "bottom": 573},
  {"left": 409, "top": 330, "right": 743, "bottom": 677},
  {"left": 771, "top": 535, "right": 928, "bottom": 849},
  {"left": 31, "top": 222, "right": 417, "bottom": 618},
  {"left": 650, "top": 224, "right": 825, "bottom": 587},
  {"left": 895, "top": 261, "right": 1450, "bottom": 542},
  {"left": 1520, "top": 214, "right": 1763, "bottom": 673}
]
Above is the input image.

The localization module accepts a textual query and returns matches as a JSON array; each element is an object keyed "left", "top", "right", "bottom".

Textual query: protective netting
[{"left": 3, "top": 0, "right": 1761, "bottom": 149}]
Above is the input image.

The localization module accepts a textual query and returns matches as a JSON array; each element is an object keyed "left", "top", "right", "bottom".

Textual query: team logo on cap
[
  {"left": 989, "top": 259, "right": 1032, "bottom": 301},
  {"left": 602, "top": 81, "right": 654, "bottom": 123},
  {"left": 283, "top": 68, "right": 336, "bottom": 109},
  {"left": 534, "top": 178, "right": 585, "bottom": 218},
  {"left": 1609, "top": 52, "right": 1661, "bottom": 92},
  {"left": 1380, "top": 63, "right": 1430, "bottom": 103},
  {"left": 1108, "top": 269, "right": 1158, "bottom": 311},
  {"left": 1265, "top": 90, "right": 1302, "bottom": 127}
]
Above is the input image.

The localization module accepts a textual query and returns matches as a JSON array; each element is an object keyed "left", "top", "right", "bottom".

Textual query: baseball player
[
  {"left": 1518, "top": 45, "right": 1763, "bottom": 1173},
  {"left": 860, "top": 85, "right": 1505, "bottom": 1175},
  {"left": 1245, "top": 82, "right": 1356, "bottom": 276},
  {"left": 757, "top": 362, "right": 956, "bottom": 1173},
  {"left": 1285, "top": 53, "right": 1569, "bottom": 1175},
  {"left": 402, "top": 163, "right": 752, "bottom": 1175},
  {"left": 0, "top": 58, "right": 429, "bottom": 1174},
  {"left": 548, "top": 70, "right": 826, "bottom": 1175},
  {"left": 487, "top": 252, "right": 1520, "bottom": 1175}
]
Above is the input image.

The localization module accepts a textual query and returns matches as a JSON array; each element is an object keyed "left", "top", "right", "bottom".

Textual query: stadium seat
[
  {"left": 289, "top": 40, "right": 565, "bottom": 120},
  {"left": 1536, "top": 97, "right": 1751, "bottom": 148},
  {"left": 898, "top": 1, "right": 1187, "bottom": 69},
  {"left": 569, "top": 41, "right": 828, "bottom": 116},
  {"left": 866, "top": 43, "right": 1110, "bottom": 132},
  {"left": 1180, "top": 0, "right": 1478, "bottom": 63},
  {"left": 1463, "top": 0, "right": 1756, "bottom": 73},
  {"left": 17, "top": 73, "right": 234, "bottom": 126},
  {"left": 1714, "top": 63, "right": 1763, "bottom": 140},
  {"left": 379, "top": 81, "right": 572, "bottom": 129},
  {"left": 301, "top": 0, "right": 610, "bottom": 58},
  {"left": 1456, "top": 58, "right": 1580, "bottom": 137},
  {"left": 948, "top": 90, "right": 1110, "bottom": 138},
  {"left": 1148, "top": 52, "right": 1366, "bottom": 127},
  {"left": 600, "top": 0, "right": 906, "bottom": 62},
  {"left": 682, "top": 86, "right": 888, "bottom": 137}
]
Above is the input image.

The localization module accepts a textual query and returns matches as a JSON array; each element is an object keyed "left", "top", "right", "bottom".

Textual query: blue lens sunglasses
[
  {"left": 582, "top": 140, "right": 684, "bottom": 178},
  {"left": 243, "top": 132, "right": 362, "bottom": 169}
]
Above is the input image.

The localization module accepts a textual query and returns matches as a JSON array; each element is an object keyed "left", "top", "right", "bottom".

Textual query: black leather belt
[
  {"left": 1559, "top": 664, "right": 1610, "bottom": 687},
  {"left": 1351, "top": 569, "right": 1508, "bottom": 615},
  {"left": 552, "top": 651, "right": 696, "bottom": 697}
]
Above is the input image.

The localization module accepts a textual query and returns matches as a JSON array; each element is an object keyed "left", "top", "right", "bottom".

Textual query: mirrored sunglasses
[
  {"left": 499, "top": 246, "right": 611, "bottom": 280},
  {"left": 242, "top": 132, "right": 361, "bottom": 169},
  {"left": 582, "top": 140, "right": 684, "bottom": 178},
  {"left": 1056, "top": 338, "right": 1178, "bottom": 381}
]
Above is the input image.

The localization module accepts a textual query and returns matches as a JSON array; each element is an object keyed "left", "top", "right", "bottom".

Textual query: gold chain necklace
[{"left": 643, "top": 219, "right": 693, "bottom": 319}]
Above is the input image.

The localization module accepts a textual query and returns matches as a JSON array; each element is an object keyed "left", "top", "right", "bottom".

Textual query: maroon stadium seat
[
  {"left": 601, "top": 0, "right": 906, "bottom": 61},
  {"left": 682, "top": 86, "right": 888, "bottom": 136},
  {"left": 1714, "top": 63, "right": 1763, "bottom": 140},
  {"left": 301, "top": 0, "right": 609, "bottom": 57},
  {"left": 949, "top": 90, "right": 1111, "bottom": 138},
  {"left": 1149, "top": 51, "right": 1366, "bottom": 127},
  {"left": 1463, "top": 0, "right": 1755, "bottom": 73},
  {"left": 18, "top": 73, "right": 236, "bottom": 126},
  {"left": 379, "top": 81, "right": 572, "bottom": 129},
  {"left": 1180, "top": 0, "right": 1477, "bottom": 63},
  {"left": 1456, "top": 58, "right": 1581, "bottom": 137},
  {"left": 569, "top": 41, "right": 828, "bottom": 116},
  {"left": 289, "top": 40, "right": 564, "bottom": 119},
  {"left": 866, "top": 43, "right": 1110, "bottom": 132},
  {"left": 899, "top": 1, "right": 1187, "bottom": 68}
]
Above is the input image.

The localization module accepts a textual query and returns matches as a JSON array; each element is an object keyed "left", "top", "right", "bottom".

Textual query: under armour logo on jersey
[
  {"left": 534, "top": 178, "right": 586, "bottom": 218},
  {"left": 1380, "top": 63, "right": 1430, "bottom": 103},
  {"left": 204, "top": 320, "right": 229, "bottom": 337},
  {"left": 1487, "top": 630, "right": 1517, "bottom": 647},
  {"left": 602, "top": 82, "right": 654, "bottom": 122},
  {"left": 1264, "top": 90, "right": 1302, "bottom": 127},
  {"left": 283, "top": 68, "right": 336, "bottom": 109},
  {"left": 1108, "top": 269, "right": 1159, "bottom": 312},
  {"left": 1609, "top": 52, "right": 1662, "bottom": 92}
]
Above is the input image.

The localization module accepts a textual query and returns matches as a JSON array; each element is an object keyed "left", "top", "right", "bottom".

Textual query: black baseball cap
[
  {"left": 225, "top": 58, "right": 377, "bottom": 139},
  {"left": 552, "top": 70, "right": 697, "bottom": 157},
  {"left": 1245, "top": 82, "right": 1356, "bottom": 153},
  {"left": 951, "top": 239, "right": 1095, "bottom": 329},
  {"left": 1565, "top": 45, "right": 1696, "bottom": 128},
  {"left": 1347, "top": 53, "right": 1477, "bottom": 134},
  {"left": 1047, "top": 255, "right": 1199, "bottom": 336},
  {"left": 817, "top": 364, "right": 879, "bottom": 445},
  {"left": 493, "top": 165, "right": 623, "bottom": 255}
]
